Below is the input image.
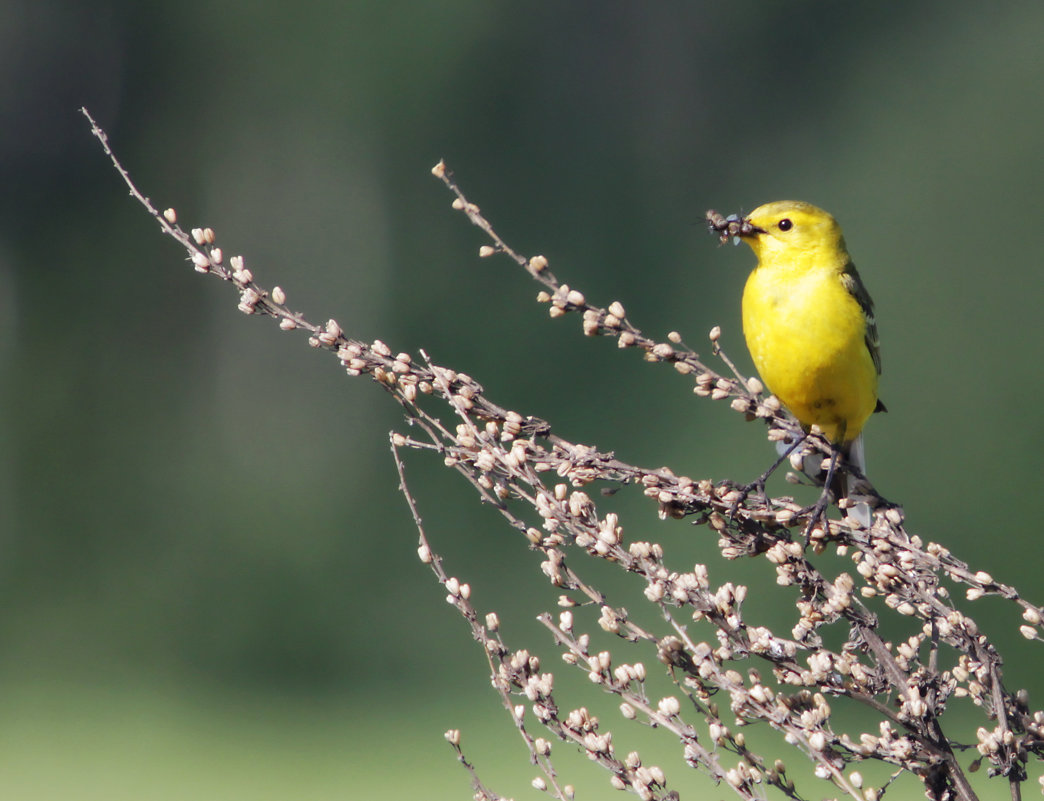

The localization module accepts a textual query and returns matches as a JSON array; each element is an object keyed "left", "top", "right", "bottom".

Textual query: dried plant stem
[{"left": 84, "top": 108, "right": 1042, "bottom": 801}]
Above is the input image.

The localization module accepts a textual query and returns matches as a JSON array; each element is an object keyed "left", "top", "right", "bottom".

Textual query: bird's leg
[
  {"left": 727, "top": 431, "right": 808, "bottom": 515},
  {"left": 802, "top": 447, "right": 838, "bottom": 542},
  {"left": 797, "top": 417, "right": 847, "bottom": 543}
]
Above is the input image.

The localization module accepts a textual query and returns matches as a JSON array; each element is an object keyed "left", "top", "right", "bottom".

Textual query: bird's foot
[{"left": 799, "top": 485, "right": 834, "bottom": 546}]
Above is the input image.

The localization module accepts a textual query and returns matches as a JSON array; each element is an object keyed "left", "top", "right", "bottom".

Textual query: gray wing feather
[{"left": 840, "top": 261, "right": 881, "bottom": 376}]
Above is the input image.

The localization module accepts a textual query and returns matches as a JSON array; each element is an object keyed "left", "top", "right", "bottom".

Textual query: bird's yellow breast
[{"left": 742, "top": 262, "right": 877, "bottom": 444}]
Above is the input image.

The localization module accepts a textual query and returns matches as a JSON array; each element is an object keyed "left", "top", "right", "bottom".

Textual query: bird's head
[{"left": 735, "top": 201, "right": 846, "bottom": 264}]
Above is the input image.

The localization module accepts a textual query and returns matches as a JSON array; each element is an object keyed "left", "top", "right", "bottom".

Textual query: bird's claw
[{"left": 799, "top": 486, "right": 835, "bottom": 545}]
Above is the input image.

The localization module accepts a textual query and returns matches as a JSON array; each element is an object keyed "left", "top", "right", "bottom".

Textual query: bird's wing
[{"left": 840, "top": 260, "right": 881, "bottom": 376}]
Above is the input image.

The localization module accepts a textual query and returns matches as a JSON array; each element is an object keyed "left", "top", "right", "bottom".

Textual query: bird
[{"left": 708, "top": 201, "right": 884, "bottom": 527}]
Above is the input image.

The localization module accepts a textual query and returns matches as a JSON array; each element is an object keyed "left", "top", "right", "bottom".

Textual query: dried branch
[{"left": 84, "top": 108, "right": 1042, "bottom": 801}]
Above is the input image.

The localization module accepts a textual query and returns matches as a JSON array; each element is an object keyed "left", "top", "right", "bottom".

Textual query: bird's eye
[{"left": 777, "top": 219, "right": 793, "bottom": 231}]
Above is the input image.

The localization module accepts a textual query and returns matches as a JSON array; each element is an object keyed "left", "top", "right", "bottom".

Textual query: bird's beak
[{"left": 706, "top": 210, "right": 764, "bottom": 245}]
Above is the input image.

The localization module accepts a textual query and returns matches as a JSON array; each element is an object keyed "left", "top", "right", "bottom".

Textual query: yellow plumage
[{"left": 739, "top": 201, "right": 881, "bottom": 447}]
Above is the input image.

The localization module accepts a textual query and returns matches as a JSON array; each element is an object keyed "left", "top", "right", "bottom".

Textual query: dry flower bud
[
  {"left": 162, "top": 208, "right": 177, "bottom": 223},
  {"left": 238, "top": 288, "right": 260, "bottom": 313},
  {"left": 749, "top": 684, "right": 769, "bottom": 704},
  {"left": 644, "top": 582, "right": 665, "bottom": 602},
  {"left": 652, "top": 342, "right": 674, "bottom": 359},
  {"left": 657, "top": 696, "right": 680, "bottom": 716},
  {"left": 568, "top": 490, "right": 591, "bottom": 516}
]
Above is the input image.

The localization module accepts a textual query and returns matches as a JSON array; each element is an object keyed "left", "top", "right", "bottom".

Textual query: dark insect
[{"left": 706, "top": 209, "right": 764, "bottom": 245}]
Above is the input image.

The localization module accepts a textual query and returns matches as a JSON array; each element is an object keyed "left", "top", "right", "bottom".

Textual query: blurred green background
[{"left": 2, "top": 1, "right": 1041, "bottom": 798}]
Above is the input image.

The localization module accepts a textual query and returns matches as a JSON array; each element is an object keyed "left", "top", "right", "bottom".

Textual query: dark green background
[{"left": 2, "top": 2, "right": 1041, "bottom": 798}]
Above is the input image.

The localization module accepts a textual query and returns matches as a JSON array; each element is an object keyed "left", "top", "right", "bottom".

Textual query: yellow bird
[{"left": 709, "top": 201, "right": 884, "bottom": 520}]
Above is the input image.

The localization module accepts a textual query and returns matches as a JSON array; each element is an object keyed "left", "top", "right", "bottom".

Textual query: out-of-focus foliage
[{"left": 1, "top": 1, "right": 1040, "bottom": 797}]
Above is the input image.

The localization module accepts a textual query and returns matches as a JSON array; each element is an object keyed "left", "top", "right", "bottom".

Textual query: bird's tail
[{"left": 835, "top": 434, "right": 871, "bottom": 528}]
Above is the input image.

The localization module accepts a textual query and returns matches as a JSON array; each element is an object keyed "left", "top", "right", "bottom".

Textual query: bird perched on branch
[{"left": 707, "top": 201, "right": 885, "bottom": 527}]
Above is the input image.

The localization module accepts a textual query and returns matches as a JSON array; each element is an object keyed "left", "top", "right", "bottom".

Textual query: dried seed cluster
[{"left": 91, "top": 116, "right": 1041, "bottom": 801}]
